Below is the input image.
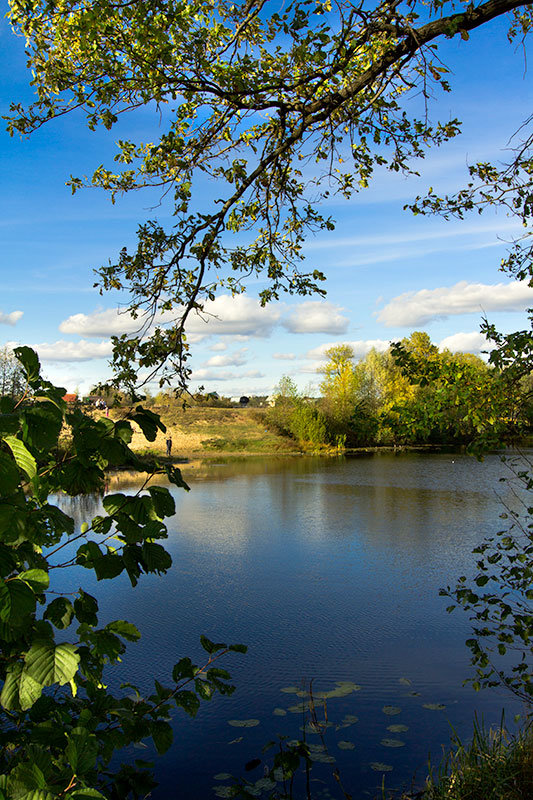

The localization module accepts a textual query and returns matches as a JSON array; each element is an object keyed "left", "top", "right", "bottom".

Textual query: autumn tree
[
  {"left": 6, "top": 0, "right": 533, "bottom": 392},
  {"left": 319, "top": 345, "right": 359, "bottom": 425}
]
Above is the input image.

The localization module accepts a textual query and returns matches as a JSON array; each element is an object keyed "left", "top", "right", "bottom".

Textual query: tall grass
[{"left": 417, "top": 717, "right": 533, "bottom": 800}]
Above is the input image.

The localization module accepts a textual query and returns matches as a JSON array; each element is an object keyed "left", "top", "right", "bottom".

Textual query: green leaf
[
  {"left": 65, "top": 727, "right": 99, "bottom": 773},
  {"left": 0, "top": 451, "right": 20, "bottom": 495},
  {"left": 141, "top": 542, "right": 172, "bottom": 574},
  {"left": 174, "top": 690, "right": 200, "bottom": 717},
  {"left": 172, "top": 657, "right": 196, "bottom": 682},
  {"left": 148, "top": 486, "right": 175, "bottom": 518},
  {"left": 200, "top": 635, "right": 227, "bottom": 654},
  {"left": 228, "top": 643, "right": 247, "bottom": 654},
  {"left": 0, "top": 413, "right": 20, "bottom": 436},
  {"left": 44, "top": 597, "right": 74, "bottom": 630},
  {"left": 18, "top": 569, "right": 49, "bottom": 592},
  {"left": 0, "top": 544, "right": 15, "bottom": 577},
  {"left": 1, "top": 662, "right": 42, "bottom": 711},
  {"left": 130, "top": 407, "right": 165, "bottom": 442},
  {"left": 0, "top": 578, "right": 36, "bottom": 625},
  {"left": 74, "top": 590, "right": 98, "bottom": 625},
  {"left": 105, "top": 620, "right": 141, "bottom": 641},
  {"left": 21, "top": 404, "right": 62, "bottom": 452},
  {"left": 149, "top": 720, "right": 173, "bottom": 754},
  {"left": 167, "top": 466, "right": 190, "bottom": 492},
  {"left": 24, "top": 641, "right": 80, "bottom": 688},
  {"left": 14, "top": 347, "right": 40, "bottom": 383},
  {"left": 102, "top": 493, "right": 126, "bottom": 516},
  {"left": 4, "top": 436, "right": 37, "bottom": 480},
  {"left": 93, "top": 553, "right": 124, "bottom": 581}
]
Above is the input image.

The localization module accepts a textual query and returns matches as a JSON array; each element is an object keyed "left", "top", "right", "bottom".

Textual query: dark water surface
[{"left": 56, "top": 451, "right": 526, "bottom": 799}]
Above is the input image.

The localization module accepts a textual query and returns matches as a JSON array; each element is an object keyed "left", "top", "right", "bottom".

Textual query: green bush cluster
[{"left": 0, "top": 348, "right": 246, "bottom": 799}]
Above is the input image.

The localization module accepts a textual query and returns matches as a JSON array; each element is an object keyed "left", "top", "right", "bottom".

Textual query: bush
[{"left": 0, "top": 347, "right": 245, "bottom": 798}]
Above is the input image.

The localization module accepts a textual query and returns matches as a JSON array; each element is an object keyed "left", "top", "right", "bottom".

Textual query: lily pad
[
  {"left": 213, "top": 787, "right": 234, "bottom": 798},
  {"left": 382, "top": 705, "right": 401, "bottom": 716},
  {"left": 280, "top": 686, "right": 300, "bottom": 694},
  {"left": 214, "top": 774, "right": 232, "bottom": 781},
  {"left": 288, "top": 702, "right": 310, "bottom": 713},
  {"left": 335, "top": 723, "right": 351, "bottom": 731},
  {"left": 300, "top": 721, "right": 333, "bottom": 734},
  {"left": 370, "top": 763, "right": 393, "bottom": 772},
  {"left": 228, "top": 737, "right": 243, "bottom": 744},
  {"left": 337, "top": 741, "right": 355, "bottom": 750},
  {"left": 407, "top": 691, "right": 421, "bottom": 697},
  {"left": 387, "top": 724, "right": 409, "bottom": 733},
  {"left": 273, "top": 708, "right": 287, "bottom": 716},
  {"left": 381, "top": 738, "right": 405, "bottom": 748},
  {"left": 399, "top": 677, "right": 412, "bottom": 686},
  {"left": 311, "top": 753, "right": 336, "bottom": 764},
  {"left": 255, "top": 778, "right": 276, "bottom": 791},
  {"left": 343, "top": 714, "right": 359, "bottom": 723},
  {"left": 422, "top": 703, "right": 446, "bottom": 711},
  {"left": 228, "top": 719, "right": 260, "bottom": 728}
]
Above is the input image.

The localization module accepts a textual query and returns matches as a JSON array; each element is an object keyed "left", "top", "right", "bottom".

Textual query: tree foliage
[
  {"left": 0, "top": 347, "right": 245, "bottom": 799},
  {"left": 441, "top": 454, "right": 533, "bottom": 704},
  {"left": 0, "top": 347, "right": 25, "bottom": 400},
  {"left": 6, "top": 0, "right": 533, "bottom": 391}
]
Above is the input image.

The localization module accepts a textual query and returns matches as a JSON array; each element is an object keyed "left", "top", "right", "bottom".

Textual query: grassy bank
[
  {"left": 113, "top": 405, "right": 300, "bottom": 457},
  {"left": 398, "top": 719, "right": 533, "bottom": 800}
]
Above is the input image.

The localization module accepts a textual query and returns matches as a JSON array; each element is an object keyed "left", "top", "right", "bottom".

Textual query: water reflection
[{"left": 52, "top": 451, "right": 526, "bottom": 800}]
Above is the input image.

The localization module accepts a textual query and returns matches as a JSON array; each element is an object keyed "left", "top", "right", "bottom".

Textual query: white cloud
[
  {"left": 305, "top": 339, "right": 390, "bottom": 361},
  {"left": 273, "top": 352, "right": 296, "bottom": 360},
  {"left": 0, "top": 310, "right": 23, "bottom": 326},
  {"left": 438, "top": 331, "right": 490, "bottom": 356},
  {"left": 204, "top": 348, "right": 248, "bottom": 368},
  {"left": 210, "top": 342, "right": 227, "bottom": 352},
  {"left": 60, "top": 295, "right": 281, "bottom": 339},
  {"left": 377, "top": 281, "right": 533, "bottom": 327},
  {"left": 305, "top": 219, "right": 520, "bottom": 252},
  {"left": 282, "top": 302, "right": 349, "bottom": 334},
  {"left": 187, "top": 295, "right": 280, "bottom": 337},
  {"left": 33, "top": 339, "right": 113, "bottom": 362},
  {"left": 60, "top": 308, "right": 139, "bottom": 337},
  {"left": 192, "top": 366, "right": 265, "bottom": 382}
]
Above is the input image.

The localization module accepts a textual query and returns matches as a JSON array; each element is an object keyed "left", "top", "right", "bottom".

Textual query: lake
[{"left": 56, "top": 450, "right": 526, "bottom": 799}]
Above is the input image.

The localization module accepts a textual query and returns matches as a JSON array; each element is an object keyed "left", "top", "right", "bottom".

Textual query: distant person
[{"left": 166, "top": 436, "right": 172, "bottom": 457}]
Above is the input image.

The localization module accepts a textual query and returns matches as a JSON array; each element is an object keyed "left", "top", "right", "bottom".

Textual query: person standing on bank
[{"left": 165, "top": 436, "right": 172, "bottom": 458}]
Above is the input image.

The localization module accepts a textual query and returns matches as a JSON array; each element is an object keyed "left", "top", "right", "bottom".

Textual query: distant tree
[
  {"left": 319, "top": 345, "right": 359, "bottom": 426},
  {"left": 0, "top": 346, "right": 25, "bottom": 399}
]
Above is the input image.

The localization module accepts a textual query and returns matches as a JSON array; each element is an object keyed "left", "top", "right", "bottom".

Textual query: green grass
[{"left": 412, "top": 718, "right": 533, "bottom": 800}]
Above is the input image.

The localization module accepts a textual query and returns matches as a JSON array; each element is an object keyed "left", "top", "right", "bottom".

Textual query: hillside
[{"left": 121, "top": 405, "right": 298, "bottom": 458}]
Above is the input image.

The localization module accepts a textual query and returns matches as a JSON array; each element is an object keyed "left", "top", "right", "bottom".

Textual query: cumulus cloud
[
  {"left": 60, "top": 295, "right": 281, "bottom": 339},
  {"left": 60, "top": 308, "right": 139, "bottom": 336},
  {"left": 33, "top": 339, "right": 113, "bottom": 362},
  {"left": 210, "top": 342, "right": 227, "bottom": 352},
  {"left": 305, "top": 339, "right": 390, "bottom": 361},
  {"left": 187, "top": 295, "right": 280, "bottom": 337},
  {"left": 438, "top": 331, "right": 490, "bottom": 356},
  {"left": 282, "top": 301, "right": 349, "bottom": 334},
  {"left": 273, "top": 352, "right": 296, "bottom": 360},
  {"left": 192, "top": 366, "right": 265, "bottom": 382},
  {"left": 0, "top": 310, "right": 23, "bottom": 326},
  {"left": 377, "top": 280, "right": 533, "bottom": 327},
  {"left": 204, "top": 348, "right": 248, "bottom": 368}
]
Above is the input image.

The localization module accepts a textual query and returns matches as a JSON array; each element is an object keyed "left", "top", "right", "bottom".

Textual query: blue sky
[{"left": 1, "top": 10, "right": 532, "bottom": 397}]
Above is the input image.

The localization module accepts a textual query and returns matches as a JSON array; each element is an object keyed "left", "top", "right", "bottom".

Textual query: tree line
[{"left": 268, "top": 332, "right": 532, "bottom": 451}]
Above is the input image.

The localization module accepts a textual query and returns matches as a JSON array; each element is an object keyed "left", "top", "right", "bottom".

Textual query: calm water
[{"left": 55, "top": 451, "right": 526, "bottom": 799}]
